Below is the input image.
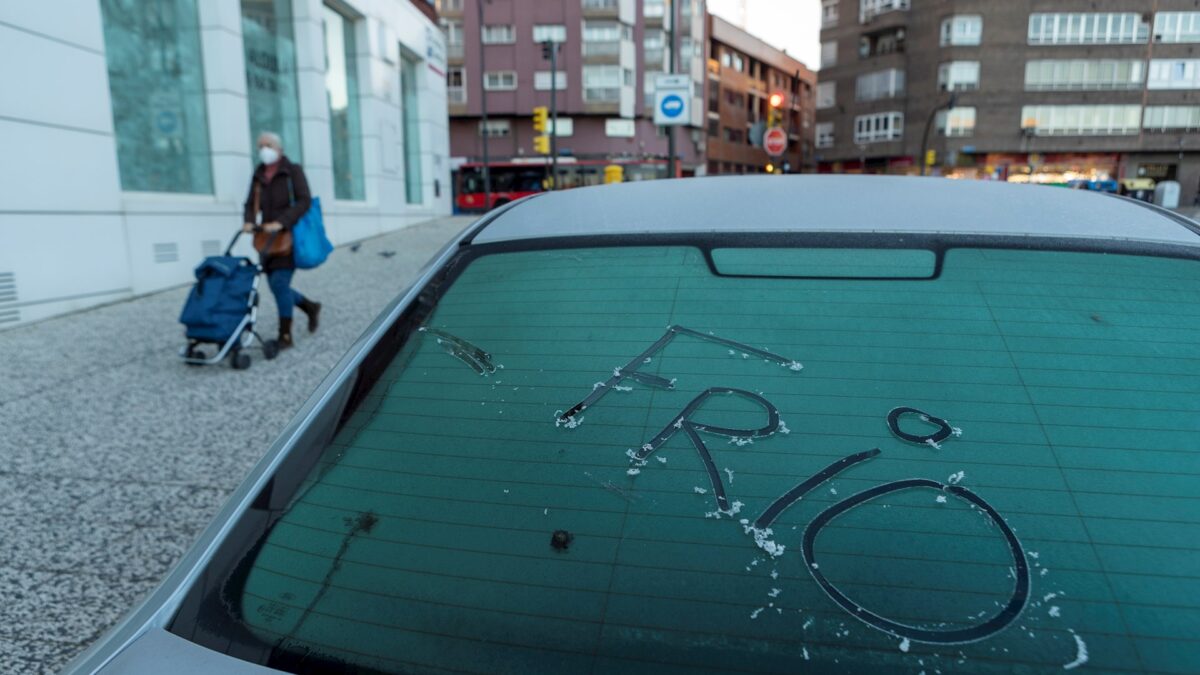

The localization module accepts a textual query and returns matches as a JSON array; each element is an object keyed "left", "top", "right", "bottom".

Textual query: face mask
[{"left": 259, "top": 146, "right": 280, "bottom": 165}]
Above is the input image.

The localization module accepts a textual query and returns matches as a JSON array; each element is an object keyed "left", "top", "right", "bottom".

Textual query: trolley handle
[{"left": 223, "top": 227, "right": 281, "bottom": 259}]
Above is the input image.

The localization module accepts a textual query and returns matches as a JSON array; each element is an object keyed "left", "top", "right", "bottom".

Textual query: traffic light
[
  {"left": 533, "top": 134, "right": 550, "bottom": 155},
  {"left": 767, "top": 92, "right": 785, "bottom": 128},
  {"left": 532, "top": 106, "right": 549, "bottom": 133}
]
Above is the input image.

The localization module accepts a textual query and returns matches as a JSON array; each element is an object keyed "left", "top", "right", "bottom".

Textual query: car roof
[{"left": 472, "top": 175, "right": 1200, "bottom": 247}]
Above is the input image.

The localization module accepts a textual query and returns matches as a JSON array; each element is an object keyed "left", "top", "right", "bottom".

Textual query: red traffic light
[{"left": 768, "top": 92, "right": 785, "bottom": 108}]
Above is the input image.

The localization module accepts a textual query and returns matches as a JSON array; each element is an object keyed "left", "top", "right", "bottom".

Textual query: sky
[{"left": 707, "top": 0, "right": 822, "bottom": 71}]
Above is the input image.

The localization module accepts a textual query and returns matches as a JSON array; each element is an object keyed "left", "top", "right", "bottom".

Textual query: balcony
[
  {"left": 582, "top": 40, "right": 621, "bottom": 63},
  {"left": 859, "top": 0, "right": 909, "bottom": 24},
  {"left": 447, "top": 42, "right": 463, "bottom": 60},
  {"left": 582, "top": 0, "right": 620, "bottom": 18},
  {"left": 448, "top": 87, "right": 466, "bottom": 105}
]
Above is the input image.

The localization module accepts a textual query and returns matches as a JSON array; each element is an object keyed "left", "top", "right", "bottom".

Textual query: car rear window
[{"left": 198, "top": 246, "right": 1199, "bottom": 673}]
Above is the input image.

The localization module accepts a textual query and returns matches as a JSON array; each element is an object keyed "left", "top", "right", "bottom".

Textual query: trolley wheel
[
  {"left": 262, "top": 339, "right": 280, "bottom": 360},
  {"left": 232, "top": 351, "right": 252, "bottom": 370},
  {"left": 185, "top": 345, "right": 205, "bottom": 365}
]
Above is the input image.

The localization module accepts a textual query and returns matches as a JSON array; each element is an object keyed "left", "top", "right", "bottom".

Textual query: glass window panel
[
  {"left": 323, "top": 5, "right": 365, "bottom": 201},
  {"left": 99, "top": 0, "right": 213, "bottom": 193},
  {"left": 400, "top": 53, "right": 421, "bottom": 205},
  {"left": 241, "top": 0, "right": 302, "bottom": 164}
]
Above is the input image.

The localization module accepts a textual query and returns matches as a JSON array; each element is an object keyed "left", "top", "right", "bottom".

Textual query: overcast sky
[{"left": 707, "top": 0, "right": 822, "bottom": 71}]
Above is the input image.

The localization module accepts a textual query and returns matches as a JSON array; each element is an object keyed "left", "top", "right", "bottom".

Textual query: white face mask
[{"left": 259, "top": 146, "right": 280, "bottom": 165}]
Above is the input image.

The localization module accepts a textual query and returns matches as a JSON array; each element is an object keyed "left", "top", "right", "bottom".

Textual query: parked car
[{"left": 68, "top": 176, "right": 1200, "bottom": 674}]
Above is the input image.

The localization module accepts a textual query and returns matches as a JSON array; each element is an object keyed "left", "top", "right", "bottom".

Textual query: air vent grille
[
  {"left": 153, "top": 242, "right": 179, "bottom": 264},
  {"left": 0, "top": 272, "right": 18, "bottom": 325}
]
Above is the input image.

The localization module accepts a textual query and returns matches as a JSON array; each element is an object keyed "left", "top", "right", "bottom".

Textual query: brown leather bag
[{"left": 251, "top": 182, "right": 294, "bottom": 257}]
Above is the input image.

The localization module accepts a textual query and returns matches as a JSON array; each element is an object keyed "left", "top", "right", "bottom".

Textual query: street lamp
[
  {"left": 477, "top": 0, "right": 492, "bottom": 207},
  {"left": 919, "top": 93, "right": 957, "bottom": 177}
]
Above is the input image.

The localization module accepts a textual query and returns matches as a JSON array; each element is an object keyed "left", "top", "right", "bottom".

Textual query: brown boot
[
  {"left": 297, "top": 298, "right": 322, "bottom": 333},
  {"left": 278, "top": 317, "right": 294, "bottom": 350}
]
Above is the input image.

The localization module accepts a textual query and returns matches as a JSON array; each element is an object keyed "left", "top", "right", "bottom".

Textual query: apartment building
[
  {"left": 440, "top": 0, "right": 707, "bottom": 190},
  {"left": 705, "top": 14, "right": 817, "bottom": 175},
  {"left": 817, "top": 0, "right": 1200, "bottom": 203}
]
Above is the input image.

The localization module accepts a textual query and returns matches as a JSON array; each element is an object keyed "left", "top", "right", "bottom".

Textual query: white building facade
[{"left": 0, "top": 0, "right": 451, "bottom": 328}]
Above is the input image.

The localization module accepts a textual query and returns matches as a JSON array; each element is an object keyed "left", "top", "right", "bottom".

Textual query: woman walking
[{"left": 242, "top": 131, "right": 322, "bottom": 350}]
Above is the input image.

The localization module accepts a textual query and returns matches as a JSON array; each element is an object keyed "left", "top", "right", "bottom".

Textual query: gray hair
[{"left": 257, "top": 131, "right": 283, "bottom": 149}]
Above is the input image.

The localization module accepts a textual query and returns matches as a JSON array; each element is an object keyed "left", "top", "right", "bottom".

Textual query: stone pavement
[{"left": 0, "top": 216, "right": 474, "bottom": 674}]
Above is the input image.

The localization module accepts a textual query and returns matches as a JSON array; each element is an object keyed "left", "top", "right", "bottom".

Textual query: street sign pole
[
  {"left": 667, "top": 0, "right": 678, "bottom": 179},
  {"left": 548, "top": 41, "right": 559, "bottom": 190}
]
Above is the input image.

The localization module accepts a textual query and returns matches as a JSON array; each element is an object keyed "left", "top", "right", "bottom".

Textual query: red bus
[{"left": 454, "top": 158, "right": 669, "bottom": 212}]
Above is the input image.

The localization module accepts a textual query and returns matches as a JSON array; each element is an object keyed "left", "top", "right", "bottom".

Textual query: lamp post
[
  {"left": 477, "top": 0, "right": 491, "bottom": 206},
  {"left": 919, "top": 93, "right": 957, "bottom": 177}
]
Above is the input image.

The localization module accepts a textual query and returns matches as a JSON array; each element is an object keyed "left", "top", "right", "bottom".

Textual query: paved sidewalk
[{"left": 0, "top": 216, "right": 474, "bottom": 674}]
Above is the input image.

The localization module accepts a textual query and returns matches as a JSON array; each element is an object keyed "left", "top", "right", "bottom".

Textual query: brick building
[
  {"left": 817, "top": 0, "right": 1200, "bottom": 203},
  {"left": 705, "top": 15, "right": 817, "bottom": 175},
  {"left": 440, "top": 0, "right": 708, "bottom": 194}
]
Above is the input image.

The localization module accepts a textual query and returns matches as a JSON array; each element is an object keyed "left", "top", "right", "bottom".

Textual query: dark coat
[{"left": 242, "top": 156, "right": 312, "bottom": 271}]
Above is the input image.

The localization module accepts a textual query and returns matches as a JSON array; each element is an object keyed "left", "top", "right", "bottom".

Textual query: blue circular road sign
[{"left": 660, "top": 94, "right": 684, "bottom": 118}]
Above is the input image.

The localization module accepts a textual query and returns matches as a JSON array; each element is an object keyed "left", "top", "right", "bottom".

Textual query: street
[{"left": 0, "top": 216, "right": 473, "bottom": 674}]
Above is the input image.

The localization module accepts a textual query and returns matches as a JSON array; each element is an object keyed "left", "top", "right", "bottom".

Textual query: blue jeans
[{"left": 266, "top": 269, "right": 306, "bottom": 319}]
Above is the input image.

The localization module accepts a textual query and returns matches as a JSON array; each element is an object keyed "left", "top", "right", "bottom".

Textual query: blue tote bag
[{"left": 289, "top": 177, "right": 333, "bottom": 269}]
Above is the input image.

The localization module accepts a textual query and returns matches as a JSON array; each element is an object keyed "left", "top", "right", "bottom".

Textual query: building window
[
  {"left": 644, "top": 29, "right": 665, "bottom": 68},
  {"left": 549, "top": 117, "right": 573, "bottom": 137},
  {"left": 820, "top": 40, "right": 837, "bottom": 68},
  {"left": 937, "top": 61, "right": 980, "bottom": 91},
  {"left": 99, "top": 0, "right": 212, "bottom": 193},
  {"left": 447, "top": 67, "right": 466, "bottom": 104},
  {"left": 534, "top": 70, "right": 568, "bottom": 90},
  {"left": 940, "top": 15, "right": 982, "bottom": 46},
  {"left": 582, "top": 20, "right": 625, "bottom": 56},
  {"left": 322, "top": 5, "right": 364, "bottom": 200},
  {"left": 442, "top": 19, "right": 463, "bottom": 57},
  {"left": 1028, "top": 13, "right": 1149, "bottom": 45},
  {"left": 1144, "top": 106, "right": 1200, "bottom": 131},
  {"left": 859, "top": 0, "right": 908, "bottom": 23},
  {"left": 936, "top": 107, "right": 975, "bottom": 137},
  {"left": 477, "top": 119, "right": 510, "bottom": 137},
  {"left": 583, "top": 0, "right": 619, "bottom": 9},
  {"left": 816, "top": 82, "right": 835, "bottom": 109},
  {"left": 483, "top": 71, "right": 517, "bottom": 90},
  {"left": 241, "top": 0, "right": 303, "bottom": 164},
  {"left": 816, "top": 122, "right": 834, "bottom": 148},
  {"left": 439, "top": 0, "right": 462, "bottom": 10},
  {"left": 400, "top": 53, "right": 422, "bottom": 205},
  {"left": 583, "top": 65, "right": 622, "bottom": 101},
  {"left": 645, "top": 0, "right": 665, "bottom": 17},
  {"left": 533, "top": 24, "right": 566, "bottom": 43},
  {"left": 855, "top": 68, "right": 905, "bottom": 101},
  {"left": 853, "top": 111, "right": 903, "bottom": 143},
  {"left": 1149, "top": 59, "right": 1200, "bottom": 89},
  {"left": 707, "top": 118, "right": 719, "bottom": 136},
  {"left": 1020, "top": 105, "right": 1142, "bottom": 136},
  {"left": 822, "top": 0, "right": 839, "bottom": 28},
  {"left": 481, "top": 24, "right": 515, "bottom": 44},
  {"left": 1154, "top": 12, "right": 1200, "bottom": 43},
  {"left": 1024, "top": 60, "right": 1144, "bottom": 91},
  {"left": 605, "top": 118, "right": 635, "bottom": 137}
]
